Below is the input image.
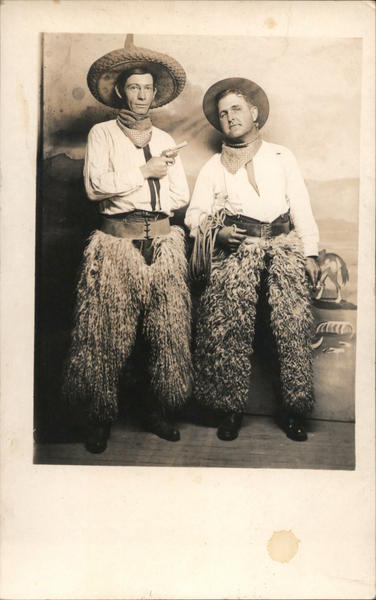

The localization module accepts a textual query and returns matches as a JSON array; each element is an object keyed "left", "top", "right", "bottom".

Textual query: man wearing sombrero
[
  {"left": 63, "top": 37, "right": 192, "bottom": 453},
  {"left": 186, "top": 78, "right": 320, "bottom": 442}
]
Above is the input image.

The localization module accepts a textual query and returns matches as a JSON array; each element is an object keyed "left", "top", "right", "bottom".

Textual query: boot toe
[
  {"left": 85, "top": 423, "right": 111, "bottom": 454},
  {"left": 217, "top": 427, "right": 238, "bottom": 441},
  {"left": 217, "top": 413, "right": 243, "bottom": 441},
  {"left": 285, "top": 416, "right": 308, "bottom": 442},
  {"left": 167, "top": 428, "right": 181, "bottom": 442},
  {"left": 145, "top": 411, "right": 181, "bottom": 442},
  {"left": 85, "top": 439, "right": 108, "bottom": 454}
]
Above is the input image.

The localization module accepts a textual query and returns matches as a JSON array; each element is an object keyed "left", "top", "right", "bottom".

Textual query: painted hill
[{"left": 307, "top": 178, "right": 359, "bottom": 224}]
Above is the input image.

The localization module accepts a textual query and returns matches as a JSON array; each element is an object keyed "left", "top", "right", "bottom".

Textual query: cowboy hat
[
  {"left": 87, "top": 35, "right": 186, "bottom": 109},
  {"left": 203, "top": 77, "right": 269, "bottom": 131}
]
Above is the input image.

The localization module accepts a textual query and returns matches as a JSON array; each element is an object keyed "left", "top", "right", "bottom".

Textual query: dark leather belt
[
  {"left": 100, "top": 210, "right": 170, "bottom": 240},
  {"left": 224, "top": 211, "right": 292, "bottom": 238}
]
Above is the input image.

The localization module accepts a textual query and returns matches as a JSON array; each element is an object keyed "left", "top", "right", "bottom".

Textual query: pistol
[{"left": 161, "top": 141, "right": 188, "bottom": 157}]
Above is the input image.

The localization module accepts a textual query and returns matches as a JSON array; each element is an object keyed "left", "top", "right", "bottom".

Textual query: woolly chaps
[
  {"left": 193, "top": 231, "right": 314, "bottom": 417},
  {"left": 63, "top": 227, "right": 192, "bottom": 423}
]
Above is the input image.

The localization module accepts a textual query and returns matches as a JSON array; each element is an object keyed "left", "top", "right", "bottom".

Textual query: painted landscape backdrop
[{"left": 35, "top": 34, "right": 361, "bottom": 439}]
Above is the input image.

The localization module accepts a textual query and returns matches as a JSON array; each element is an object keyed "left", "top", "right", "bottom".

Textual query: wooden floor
[{"left": 34, "top": 415, "right": 355, "bottom": 470}]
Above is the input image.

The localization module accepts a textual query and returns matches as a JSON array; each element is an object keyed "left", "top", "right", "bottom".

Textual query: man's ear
[
  {"left": 153, "top": 87, "right": 157, "bottom": 100},
  {"left": 251, "top": 105, "right": 258, "bottom": 122}
]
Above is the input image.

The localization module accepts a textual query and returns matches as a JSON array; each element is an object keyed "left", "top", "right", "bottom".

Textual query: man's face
[
  {"left": 217, "top": 92, "right": 258, "bottom": 141},
  {"left": 123, "top": 73, "right": 156, "bottom": 114}
]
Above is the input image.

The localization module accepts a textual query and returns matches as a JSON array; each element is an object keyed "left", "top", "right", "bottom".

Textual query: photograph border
[{"left": 1, "top": 2, "right": 374, "bottom": 599}]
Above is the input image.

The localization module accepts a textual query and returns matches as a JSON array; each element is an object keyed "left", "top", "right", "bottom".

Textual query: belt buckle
[{"left": 260, "top": 223, "right": 272, "bottom": 238}]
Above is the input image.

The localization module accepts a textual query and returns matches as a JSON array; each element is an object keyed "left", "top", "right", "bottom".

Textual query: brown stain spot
[
  {"left": 72, "top": 87, "right": 85, "bottom": 101},
  {"left": 193, "top": 475, "right": 202, "bottom": 484},
  {"left": 264, "top": 17, "right": 277, "bottom": 29},
  {"left": 267, "top": 530, "right": 300, "bottom": 563}
]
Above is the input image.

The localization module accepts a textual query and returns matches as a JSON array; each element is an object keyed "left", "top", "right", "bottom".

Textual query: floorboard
[{"left": 34, "top": 415, "right": 355, "bottom": 470}]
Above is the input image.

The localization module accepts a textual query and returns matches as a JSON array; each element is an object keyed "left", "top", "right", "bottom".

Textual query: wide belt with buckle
[
  {"left": 100, "top": 210, "right": 171, "bottom": 240},
  {"left": 223, "top": 211, "right": 292, "bottom": 238}
]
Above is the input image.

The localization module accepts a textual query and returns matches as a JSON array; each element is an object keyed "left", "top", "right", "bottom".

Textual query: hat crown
[{"left": 124, "top": 34, "right": 135, "bottom": 50}]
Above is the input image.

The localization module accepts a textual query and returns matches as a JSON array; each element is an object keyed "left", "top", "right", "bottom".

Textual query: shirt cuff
[
  {"left": 187, "top": 226, "right": 199, "bottom": 238},
  {"left": 302, "top": 239, "right": 319, "bottom": 257}
]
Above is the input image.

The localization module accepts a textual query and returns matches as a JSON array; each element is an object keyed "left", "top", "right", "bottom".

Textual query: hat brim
[
  {"left": 203, "top": 77, "right": 269, "bottom": 131},
  {"left": 87, "top": 46, "right": 186, "bottom": 109}
]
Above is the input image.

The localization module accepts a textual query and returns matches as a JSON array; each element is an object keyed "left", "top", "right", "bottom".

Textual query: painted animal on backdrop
[
  {"left": 311, "top": 320, "right": 355, "bottom": 353},
  {"left": 315, "top": 249, "right": 350, "bottom": 303}
]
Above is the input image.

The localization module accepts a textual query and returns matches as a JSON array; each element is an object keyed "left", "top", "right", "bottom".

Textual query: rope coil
[{"left": 189, "top": 209, "right": 227, "bottom": 284}]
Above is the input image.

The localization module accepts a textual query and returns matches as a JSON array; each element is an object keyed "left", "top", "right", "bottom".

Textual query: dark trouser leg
[
  {"left": 142, "top": 227, "right": 192, "bottom": 425},
  {"left": 254, "top": 269, "right": 283, "bottom": 404},
  {"left": 63, "top": 232, "right": 146, "bottom": 429},
  {"left": 266, "top": 233, "right": 315, "bottom": 421},
  {"left": 193, "top": 241, "right": 266, "bottom": 416}
]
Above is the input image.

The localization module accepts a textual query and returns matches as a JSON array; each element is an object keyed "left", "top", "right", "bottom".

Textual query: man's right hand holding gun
[{"left": 140, "top": 141, "right": 188, "bottom": 179}]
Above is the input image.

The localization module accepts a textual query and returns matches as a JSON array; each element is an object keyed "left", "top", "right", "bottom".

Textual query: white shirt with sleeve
[
  {"left": 84, "top": 119, "right": 190, "bottom": 215},
  {"left": 184, "top": 141, "right": 319, "bottom": 257}
]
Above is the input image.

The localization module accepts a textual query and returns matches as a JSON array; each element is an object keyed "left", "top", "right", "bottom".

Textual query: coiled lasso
[{"left": 189, "top": 209, "right": 228, "bottom": 285}]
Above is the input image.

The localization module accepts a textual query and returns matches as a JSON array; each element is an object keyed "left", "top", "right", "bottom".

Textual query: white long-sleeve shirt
[
  {"left": 84, "top": 119, "right": 189, "bottom": 215},
  {"left": 185, "top": 141, "right": 319, "bottom": 256}
]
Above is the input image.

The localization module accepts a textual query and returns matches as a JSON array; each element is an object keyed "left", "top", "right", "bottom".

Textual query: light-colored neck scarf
[
  {"left": 116, "top": 108, "right": 153, "bottom": 148},
  {"left": 220, "top": 133, "right": 263, "bottom": 175}
]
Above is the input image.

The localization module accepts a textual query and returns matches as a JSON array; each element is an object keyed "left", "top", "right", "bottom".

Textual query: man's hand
[
  {"left": 161, "top": 141, "right": 187, "bottom": 161},
  {"left": 217, "top": 225, "right": 247, "bottom": 251},
  {"left": 140, "top": 156, "right": 170, "bottom": 179},
  {"left": 305, "top": 256, "right": 320, "bottom": 287},
  {"left": 162, "top": 149, "right": 178, "bottom": 165}
]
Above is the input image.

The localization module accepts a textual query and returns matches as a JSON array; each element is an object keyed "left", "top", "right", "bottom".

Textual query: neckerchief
[
  {"left": 116, "top": 109, "right": 159, "bottom": 208},
  {"left": 116, "top": 108, "right": 152, "bottom": 148},
  {"left": 220, "top": 134, "right": 263, "bottom": 175}
]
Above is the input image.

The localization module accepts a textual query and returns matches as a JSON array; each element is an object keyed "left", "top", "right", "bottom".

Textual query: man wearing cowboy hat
[
  {"left": 63, "top": 37, "right": 192, "bottom": 453},
  {"left": 185, "top": 77, "right": 320, "bottom": 442}
]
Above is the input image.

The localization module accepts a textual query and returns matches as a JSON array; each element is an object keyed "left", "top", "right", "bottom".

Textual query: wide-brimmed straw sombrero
[
  {"left": 87, "top": 35, "right": 186, "bottom": 109},
  {"left": 203, "top": 77, "right": 269, "bottom": 131}
]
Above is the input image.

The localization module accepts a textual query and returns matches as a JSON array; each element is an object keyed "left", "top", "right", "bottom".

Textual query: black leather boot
[
  {"left": 217, "top": 413, "right": 243, "bottom": 441},
  {"left": 144, "top": 409, "right": 180, "bottom": 442},
  {"left": 282, "top": 414, "right": 308, "bottom": 441},
  {"left": 85, "top": 422, "right": 111, "bottom": 454}
]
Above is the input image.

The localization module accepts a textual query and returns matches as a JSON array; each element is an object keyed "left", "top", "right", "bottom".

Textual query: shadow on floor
[{"left": 34, "top": 414, "right": 355, "bottom": 471}]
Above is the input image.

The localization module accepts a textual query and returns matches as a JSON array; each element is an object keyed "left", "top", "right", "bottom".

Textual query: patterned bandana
[
  {"left": 117, "top": 109, "right": 153, "bottom": 148},
  {"left": 220, "top": 133, "right": 263, "bottom": 175}
]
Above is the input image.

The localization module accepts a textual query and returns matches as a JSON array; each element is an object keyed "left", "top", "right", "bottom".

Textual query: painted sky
[{"left": 44, "top": 33, "right": 362, "bottom": 182}]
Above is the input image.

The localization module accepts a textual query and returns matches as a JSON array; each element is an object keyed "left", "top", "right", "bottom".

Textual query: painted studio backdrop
[{"left": 35, "top": 33, "right": 360, "bottom": 453}]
